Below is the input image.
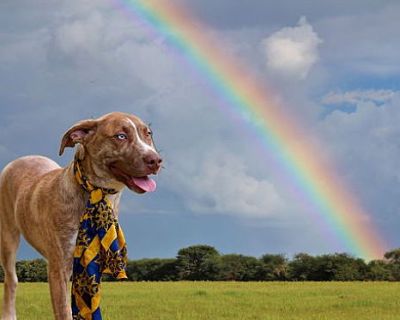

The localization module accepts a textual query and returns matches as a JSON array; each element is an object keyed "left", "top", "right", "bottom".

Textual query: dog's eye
[
  {"left": 147, "top": 130, "right": 153, "bottom": 136},
  {"left": 115, "top": 133, "right": 127, "bottom": 140}
]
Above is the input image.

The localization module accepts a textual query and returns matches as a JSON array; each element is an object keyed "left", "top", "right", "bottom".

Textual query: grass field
[{"left": 1, "top": 282, "right": 399, "bottom": 319}]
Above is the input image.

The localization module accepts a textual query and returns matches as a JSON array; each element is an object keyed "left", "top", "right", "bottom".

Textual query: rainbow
[{"left": 114, "top": 0, "right": 386, "bottom": 259}]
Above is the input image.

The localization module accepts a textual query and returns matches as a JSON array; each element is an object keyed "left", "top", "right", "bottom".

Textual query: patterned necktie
[{"left": 71, "top": 158, "right": 127, "bottom": 320}]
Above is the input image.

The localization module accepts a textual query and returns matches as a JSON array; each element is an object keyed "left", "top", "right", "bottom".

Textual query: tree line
[{"left": 1, "top": 245, "right": 400, "bottom": 282}]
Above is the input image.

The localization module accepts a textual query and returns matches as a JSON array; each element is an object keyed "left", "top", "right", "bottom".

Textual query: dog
[{"left": 0, "top": 112, "right": 162, "bottom": 320}]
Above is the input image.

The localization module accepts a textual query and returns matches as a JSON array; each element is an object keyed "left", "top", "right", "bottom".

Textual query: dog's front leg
[{"left": 48, "top": 260, "right": 73, "bottom": 320}]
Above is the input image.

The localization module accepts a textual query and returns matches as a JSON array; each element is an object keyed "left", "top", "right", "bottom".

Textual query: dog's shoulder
[{"left": 1, "top": 155, "right": 61, "bottom": 191}]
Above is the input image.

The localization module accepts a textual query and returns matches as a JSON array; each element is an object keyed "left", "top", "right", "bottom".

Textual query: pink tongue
[{"left": 132, "top": 177, "right": 157, "bottom": 192}]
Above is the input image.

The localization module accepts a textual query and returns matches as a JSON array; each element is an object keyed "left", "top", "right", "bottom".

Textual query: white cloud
[
  {"left": 54, "top": 12, "right": 105, "bottom": 56},
  {"left": 49, "top": 3, "right": 188, "bottom": 94},
  {"left": 262, "top": 16, "right": 322, "bottom": 79},
  {"left": 322, "top": 89, "right": 397, "bottom": 106},
  {"left": 318, "top": 91, "right": 400, "bottom": 190},
  {"left": 165, "top": 148, "right": 287, "bottom": 218}
]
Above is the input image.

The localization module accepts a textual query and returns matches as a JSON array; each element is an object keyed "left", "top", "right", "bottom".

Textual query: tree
[
  {"left": 219, "top": 254, "right": 263, "bottom": 281},
  {"left": 176, "top": 245, "right": 220, "bottom": 280},
  {"left": 327, "top": 254, "right": 367, "bottom": 281},
  {"left": 5, "top": 247, "right": 400, "bottom": 282},
  {"left": 126, "top": 258, "right": 178, "bottom": 281},
  {"left": 259, "top": 254, "right": 288, "bottom": 281},
  {"left": 366, "top": 260, "right": 392, "bottom": 281},
  {"left": 288, "top": 253, "right": 316, "bottom": 281},
  {"left": 384, "top": 248, "right": 400, "bottom": 280},
  {"left": 289, "top": 253, "right": 366, "bottom": 281},
  {"left": 16, "top": 259, "right": 48, "bottom": 282},
  {"left": 384, "top": 249, "right": 400, "bottom": 263}
]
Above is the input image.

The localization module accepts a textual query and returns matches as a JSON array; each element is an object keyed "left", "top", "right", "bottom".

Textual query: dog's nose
[{"left": 143, "top": 152, "right": 162, "bottom": 172}]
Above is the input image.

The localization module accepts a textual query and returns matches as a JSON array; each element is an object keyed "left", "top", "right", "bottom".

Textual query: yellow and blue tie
[{"left": 72, "top": 159, "right": 127, "bottom": 320}]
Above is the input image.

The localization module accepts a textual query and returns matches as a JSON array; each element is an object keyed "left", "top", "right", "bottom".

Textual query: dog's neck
[
  {"left": 70, "top": 146, "right": 126, "bottom": 192},
  {"left": 62, "top": 158, "right": 123, "bottom": 217}
]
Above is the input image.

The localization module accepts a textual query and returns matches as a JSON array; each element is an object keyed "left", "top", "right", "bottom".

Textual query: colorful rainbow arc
[{"left": 116, "top": 0, "right": 386, "bottom": 259}]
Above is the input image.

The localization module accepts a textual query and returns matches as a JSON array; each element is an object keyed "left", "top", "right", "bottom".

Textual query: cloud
[
  {"left": 165, "top": 148, "right": 287, "bottom": 218},
  {"left": 262, "top": 17, "right": 322, "bottom": 79},
  {"left": 312, "top": 91, "right": 400, "bottom": 250},
  {"left": 51, "top": 8, "right": 173, "bottom": 87},
  {"left": 2, "top": 0, "right": 400, "bottom": 256},
  {"left": 322, "top": 89, "right": 397, "bottom": 106},
  {"left": 41, "top": 1, "right": 290, "bottom": 220},
  {"left": 317, "top": 91, "right": 400, "bottom": 214},
  {"left": 317, "top": 3, "right": 400, "bottom": 76},
  {"left": 54, "top": 12, "right": 105, "bottom": 57}
]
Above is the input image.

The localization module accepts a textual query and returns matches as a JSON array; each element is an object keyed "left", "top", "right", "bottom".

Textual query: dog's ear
[{"left": 59, "top": 119, "right": 98, "bottom": 156}]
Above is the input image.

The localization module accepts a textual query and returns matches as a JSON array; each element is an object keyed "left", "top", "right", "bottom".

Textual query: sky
[{"left": 1, "top": 0, "right": 400, "bottom": 260}]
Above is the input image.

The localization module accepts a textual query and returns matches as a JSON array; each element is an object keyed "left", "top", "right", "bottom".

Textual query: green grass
[{"left": 1, "top": 282, "right": 400, "bottom": 319}]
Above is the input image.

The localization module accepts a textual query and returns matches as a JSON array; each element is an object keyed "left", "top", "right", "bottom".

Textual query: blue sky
[{"left": 1, "top": 0, "right": 400, "bottom": 260}]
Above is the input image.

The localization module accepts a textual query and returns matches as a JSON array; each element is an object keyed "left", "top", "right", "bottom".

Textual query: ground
[{"left": 1, "top": 282, "right": 399, "bottom": 319}]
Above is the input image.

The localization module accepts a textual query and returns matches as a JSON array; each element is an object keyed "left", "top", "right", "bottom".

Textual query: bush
[
  {"left": 219, "top": 254, "right": 263, "bottom": 281},
  {"left": 1, "top": 246, "right": 400, "bottom": 282},
  {"left": 126, "top": 258, "right": 178, "bottom": 281},
  {"left": 16, "top": 259, "right": 48, "bottom": 282},
  {"left": 259, "top": 254, "right": 288, "bottom": 281},
  {"left": 176, "top": 245, "right": 221, "bottom": 280}
]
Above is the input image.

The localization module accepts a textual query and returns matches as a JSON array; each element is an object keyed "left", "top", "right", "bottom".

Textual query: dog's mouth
[{"left": 109, "top": 164, "right": 156, "bottom": 194}]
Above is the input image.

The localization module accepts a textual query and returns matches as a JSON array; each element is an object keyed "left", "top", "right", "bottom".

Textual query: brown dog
[{"left": 0, "top": 112, "right": 162, "bottom": 320}]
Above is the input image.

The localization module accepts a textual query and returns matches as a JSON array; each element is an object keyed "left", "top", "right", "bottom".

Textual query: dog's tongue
[{"left": 132, "top": 176, "right": 157, "bottom": 192}]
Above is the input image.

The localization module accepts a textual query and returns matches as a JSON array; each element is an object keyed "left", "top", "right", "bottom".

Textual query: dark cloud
[
  {"left": 178, "top": 0, "right": 398, "bottom": 29},
  {"left": 2, "top": 0, "right": 400, "bottom": 259}
]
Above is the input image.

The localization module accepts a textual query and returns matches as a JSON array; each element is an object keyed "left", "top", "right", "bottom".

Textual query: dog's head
[{"left": 59, "top": 112, "right": 162, "bottom": 194}]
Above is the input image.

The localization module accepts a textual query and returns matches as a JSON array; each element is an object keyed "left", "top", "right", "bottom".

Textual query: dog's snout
[{"left": 143, "top": 152, "right": 162, "bottom": 172}]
